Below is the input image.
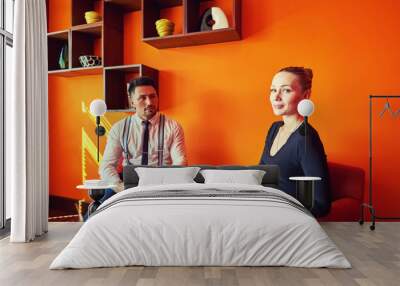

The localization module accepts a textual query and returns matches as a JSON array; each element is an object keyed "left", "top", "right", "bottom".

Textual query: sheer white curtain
[{"left": 9, "top": 0, "right": 48, "bottom": 242}]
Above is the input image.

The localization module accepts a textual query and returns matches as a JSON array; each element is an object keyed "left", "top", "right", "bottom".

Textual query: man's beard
[{"left": 144, "top": 106, "right": 156, "bottom": 117}]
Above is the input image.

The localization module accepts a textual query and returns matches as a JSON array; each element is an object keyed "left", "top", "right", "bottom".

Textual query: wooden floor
[{"left": 0, "top": 222, "right": 399, "bottom": 286}]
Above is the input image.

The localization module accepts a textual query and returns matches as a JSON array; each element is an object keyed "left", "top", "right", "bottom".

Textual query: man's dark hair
[{"left": 127, "top": 76, "right": 157, "bottom": 95}]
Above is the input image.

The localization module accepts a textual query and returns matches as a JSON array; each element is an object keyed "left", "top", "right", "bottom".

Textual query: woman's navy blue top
[{"left": 259, "top": 121, "right": 331, "bottom": 217}]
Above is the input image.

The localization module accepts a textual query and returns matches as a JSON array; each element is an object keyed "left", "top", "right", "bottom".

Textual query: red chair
[{"left": 319, "top": 162, "right": 365, "bottom": 221}]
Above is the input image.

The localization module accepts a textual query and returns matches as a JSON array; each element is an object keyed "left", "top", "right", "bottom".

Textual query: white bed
[{"left": 50, "top": 183, "right": 351, "bottom": 269}]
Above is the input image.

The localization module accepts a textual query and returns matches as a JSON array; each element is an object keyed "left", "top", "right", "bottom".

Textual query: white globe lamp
[
  {"left": 89, "top": 99, "right": 107, "bottom": 162},
  {"left": 297, "top": 99, "right": 315, "bottom": 153},
  {"left": 297, "top": 99, "right": 314, "bottom": 117}
]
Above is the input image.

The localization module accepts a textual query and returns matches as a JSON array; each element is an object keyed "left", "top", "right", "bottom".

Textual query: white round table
[
  {"left": 77, "top": 184, "right": 116, "bottom": 216},
  {"left": 289, "top": 176, "right": 321, "bottom": 181}
]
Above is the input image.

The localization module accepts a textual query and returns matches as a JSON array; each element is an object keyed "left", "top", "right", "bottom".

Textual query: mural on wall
[
  {"left": 49, "top": 101, "right": 116, "bottom": 221},
  {"left": 47, "top": 0, "right": 400, "bottom": 221}
]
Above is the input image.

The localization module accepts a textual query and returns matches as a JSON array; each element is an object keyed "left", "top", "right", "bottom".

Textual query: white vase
[{"left": 211, "top": 7, "right": 229, "bottom": 30}]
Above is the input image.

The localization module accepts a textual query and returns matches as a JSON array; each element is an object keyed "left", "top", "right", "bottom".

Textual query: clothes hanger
[{"left": 379, "top": 97, "right": 395, "bottom": 118}]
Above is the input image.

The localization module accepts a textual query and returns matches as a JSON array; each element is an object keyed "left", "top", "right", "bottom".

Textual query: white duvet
[{"left": 50, "top": 183, "right": 351, "bottom": 269}]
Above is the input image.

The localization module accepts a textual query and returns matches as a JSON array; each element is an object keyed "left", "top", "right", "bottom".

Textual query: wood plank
[
  {"left": 104, "top": 0, "right": 141, "bottom": 12},
  {"left": 1, "top": 223, "right": 400, "bottom": 285},
  {"left": 47, "top": 30, "right": 69, "bottom": 40},
  {"left": 71, "top": 22, "right": 103, "bottom": 37},
  {"left": 104, "top": 64, "right": 141, "bottom": 72},
  {"left": 143, "top": 28, "right": 240, "bottom": 49},
  {"left": 48, "top": 66, "right": 103, "bottom": 77}
]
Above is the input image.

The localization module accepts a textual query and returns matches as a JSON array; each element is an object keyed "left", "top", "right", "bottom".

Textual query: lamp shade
[
  {"left": 297, "top": 99, "right": 315, "bottom": 117},
  {"left": 90, "top": 99, "right": 107, "bottom": 116}
]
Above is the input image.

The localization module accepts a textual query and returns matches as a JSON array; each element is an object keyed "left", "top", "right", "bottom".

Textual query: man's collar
[{"left": 132, "top": 112, "right": 160, "bottom": 125}]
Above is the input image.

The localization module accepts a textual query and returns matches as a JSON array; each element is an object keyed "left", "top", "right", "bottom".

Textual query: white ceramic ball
[
  {"left": 90, "top": 99, "right": 107, "bottom": 116},
  {"left": 297, "top": 99, "right": 315, "bottom": 117}
]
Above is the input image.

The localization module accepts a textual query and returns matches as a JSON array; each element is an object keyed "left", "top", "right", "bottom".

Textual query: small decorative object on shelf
[
  {"left": 79, "top": 55, "right": 102, "bottom": 67},
  {"left": 85, "top": 11, "right": 101, "bottom": 24},
  {"left": 200, "top": 7, "right": 229, "bottom": 31},
  {"left": 58, "top": 44, "right": 68, "bottom": 69},
  {"left": 155, "top": 19, "right": 175, "bottom": 37}
]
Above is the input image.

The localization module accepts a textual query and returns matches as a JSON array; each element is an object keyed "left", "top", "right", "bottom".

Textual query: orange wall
[{"left": 48, "top": 0, "right": 400, "bottom": 217}]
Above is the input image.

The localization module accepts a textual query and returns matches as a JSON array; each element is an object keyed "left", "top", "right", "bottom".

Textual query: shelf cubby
[
  {"left": 72, "top": 0, "right": 104, "bottom": 26},
  {"left": 104, "top": 64, "right": 159, "bottom": 111},
  {"left": 47, "top": 30, "right": 70, "bottom": 71},
  {"left": 103, "top": 0, "right": 142, "bottom": 67},
  {"left": 103, "top": 2, "right": 125, "bottom": 67},
  {"left": 71, "top": 23, "right": 103, "bottom": 68},
  {"left": 142, "top": 0, "right": 241, "bottom": 49},
  {"left": 190, "top": 0, "right": 234, "bottom": 33},
  {"left": 143, "top": 0, "right": 184, "bottom": 40}
]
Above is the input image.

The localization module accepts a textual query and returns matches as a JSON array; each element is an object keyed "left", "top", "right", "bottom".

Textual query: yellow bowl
[
  {"left": 85, "top": 17, "right": 101, "bottom": 22},
  {"left": 156, "top": 26, "right": 174, "bottom": 32},
  {"left": 156, "top": 20, "right": 173, "bottom": 25},
  {"left": 85, "top": 11, "right": 100, "bottom": 18},
  {"left": 86, "top": 15, "right": 101, "bottom": 20},
  {"left": 156, "top": 24, "right": 174, "bottom": 30},
  {"left": 85, "top": 18, "right": 101, "bottom": 24},
  {"left": 155, "top": 19, "right": 174, "bottom": 36},
  {"left": 157, "top": 24, "right": 173, "bottom": 28},
  {"left": 156, "top": 22, "right": 174, "bottom": 27},
  {"left": 157, "top": 28, "right": 174, "bottom": 36},
  {"left": 157, "top": 28, "right": 173, "bottom": 34},
  {"left": 156, "top": 20, "right": 173, "bottom": 27},
  {"left": 156, "top": 18, "right": 171, "bottom": 25},
  {"left": 158, "top": 31, "right": 173, "bottom": 37}
]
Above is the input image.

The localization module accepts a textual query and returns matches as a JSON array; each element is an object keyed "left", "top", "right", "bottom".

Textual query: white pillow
[
  {"left": 135, "top": 167, "right": 201, "bottom": 186},
  {"left": 200, "top": 169, "right": 266, "bottom": 185}
]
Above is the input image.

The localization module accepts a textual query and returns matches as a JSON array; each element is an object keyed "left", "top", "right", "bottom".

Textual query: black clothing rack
[{"left": 360, "top": 95, "right": 400, "bottom": 230}]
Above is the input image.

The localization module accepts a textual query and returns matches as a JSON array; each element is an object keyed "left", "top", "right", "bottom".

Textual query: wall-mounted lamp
[
  {"left": 90, "top": 99, "right": 107, "bottom": 162},
  {"left": 297, "top": 99, "right": 315, "bottom": 153}
]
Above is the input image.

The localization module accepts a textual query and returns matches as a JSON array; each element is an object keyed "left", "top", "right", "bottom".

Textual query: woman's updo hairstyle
[{"left": 278, "top": 66, "right": 313, "bottom": 91}]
